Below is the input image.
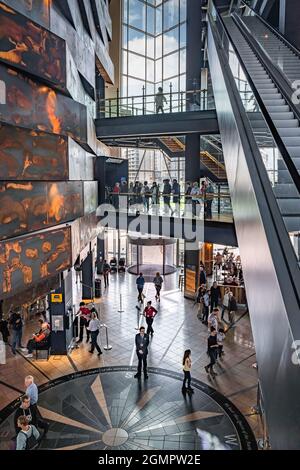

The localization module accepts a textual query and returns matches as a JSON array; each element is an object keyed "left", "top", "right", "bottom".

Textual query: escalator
[{"left": 207, "top": 1, "right": 300, "bottom": 449}]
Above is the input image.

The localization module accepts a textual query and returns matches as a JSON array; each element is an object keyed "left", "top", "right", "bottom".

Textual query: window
[
  {"left": 163, "top": 0, "right": 179, "bottom": 31},
  {"left": 163, "top": 27, "right": 179, "bottom": 55},
  {"left": 128, "top": 52, "right": 146, "bottom": 80},
  {"left": 129, "top": 0, "right": 146, "bottom": 30},
  {"left": 128, "top": 27, "right": 146, "bottom": 55}
]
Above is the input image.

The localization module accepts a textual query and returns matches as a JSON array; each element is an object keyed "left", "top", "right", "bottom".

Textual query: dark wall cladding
[
  {"left": 0, "top": 123, "right": 68, "bottom": 180},
  {"left": 0, "top": 64, "right": 87, "bottom": 143},
  {"left": 0, "top": 226, "right": 71, "bottom": 298},
  {"left": 1, "top": 0, "right": 50, "bottom": 29},
  {"left": 0, "top": 181, "right": 84, "bottom": 240},
  {"left": 2, "top": 274, "right": 60, "bottom": 309},
  {"left": 71, "top": 213, "right": 98, "bottom": 264},
  {"left": 0, "top": 1, "right": 66, "bottom": 91}
]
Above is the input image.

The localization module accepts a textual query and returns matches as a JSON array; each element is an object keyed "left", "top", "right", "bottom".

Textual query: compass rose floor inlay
[{"left": 0, "top": 366, "right": 257, "bottom": 450}]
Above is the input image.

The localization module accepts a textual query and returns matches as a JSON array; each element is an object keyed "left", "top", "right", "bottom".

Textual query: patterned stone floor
[
  {"left": 0, "top": 271, "right": 262, "bottom": 449},
  {"left": 0, "top": 367, "right": 257, "bottom": 450}
]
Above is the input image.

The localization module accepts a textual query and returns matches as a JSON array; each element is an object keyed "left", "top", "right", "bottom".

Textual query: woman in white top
[
  {"left": 221, "top": 287, "right": 230, "bottom": 321},
  {"left": 182, "top": 349, "right": 194, "bottom": 393},
  {"left": 87, "top": 311, "right": 102, "bottom": 356},
  {"left": 190, "top": 182, "right": 200, "bottom": 217}
]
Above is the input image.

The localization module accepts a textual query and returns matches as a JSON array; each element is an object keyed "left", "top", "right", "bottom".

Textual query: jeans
[
  {"left": 103, "top": 272, "right": 109, "bottom": 287},
  {"left": 183, "top": 370, "right": 191, "bottom": 389},
  {"left": 137, "top": 288, "right": 144, "bottom": 302},
  {"left": 90, "top": 330, "right": 102, "bottom": 354},
  {"left": 12, "top": 329, "right": 22, "bottom": 353},
  {"left": 155, "top": 285, "right": 161, "bottom": 298},
  {"left": 206, "top": 349, "right": 217, "bottom": 371},
  {"left": 221, "top": 305, "right": 227, "bottom": 320},
  {"left": 210, "top": 298, "right": 218, "bottom": 312},
  {"left": 146, "top": 317, "right": 154, "bottom": 335}
]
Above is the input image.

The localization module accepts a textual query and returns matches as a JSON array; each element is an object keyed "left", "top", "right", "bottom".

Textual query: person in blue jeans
[
  {"left": 9, "top": 311, "right": 25, "bottom": 355},
  {"left": 136, "top": 273, "right": 145, "bottom": 303}
]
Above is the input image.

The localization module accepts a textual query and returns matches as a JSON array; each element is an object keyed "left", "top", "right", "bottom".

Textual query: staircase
[
  {"left": 158, "top": 137, "right": 227, "bottom": 180},
  {"left": 224, "top": 17, "right": 300, "bottom": 232}
]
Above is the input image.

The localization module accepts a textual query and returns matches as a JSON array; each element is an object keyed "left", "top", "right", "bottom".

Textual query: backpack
[{"left": 20, "top": 427, "right": 39, "bottom": 450}]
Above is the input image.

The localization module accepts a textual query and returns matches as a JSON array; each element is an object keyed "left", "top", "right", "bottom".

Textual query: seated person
[{"left": 24, "top": 322, "right": 50, "bottom": 358}]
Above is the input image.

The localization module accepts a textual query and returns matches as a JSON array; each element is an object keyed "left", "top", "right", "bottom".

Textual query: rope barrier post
[
  {"left": 118, "top": 293, "right": 124, "bottom": 313},
  {"left": 101, "top": 323, "right": 112, "bottom": 351}
]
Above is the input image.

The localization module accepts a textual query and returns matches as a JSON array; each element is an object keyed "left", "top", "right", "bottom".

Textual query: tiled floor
[{"left": 0, "top": 271, "right": 262, "bottom": 447}]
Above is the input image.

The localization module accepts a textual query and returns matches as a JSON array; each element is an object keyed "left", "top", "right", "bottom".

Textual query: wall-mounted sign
[{"left": 51, "top": 293, "right": 63, "bottom": 303}]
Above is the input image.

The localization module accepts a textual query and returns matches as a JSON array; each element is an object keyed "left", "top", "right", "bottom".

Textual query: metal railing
[
  {"left": 98, "top": 87, "right": 215, "bottom": 118},
  {"left": 104, "top": 191, "right": 233, "bottom": 223}
]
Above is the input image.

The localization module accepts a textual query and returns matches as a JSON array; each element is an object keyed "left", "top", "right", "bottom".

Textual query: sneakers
[
  {"left": 20, "top": 348, "right": 27, "bottom": 352},
  {"left": 24, "top": 353, "right": 33, "bottom": 358}
]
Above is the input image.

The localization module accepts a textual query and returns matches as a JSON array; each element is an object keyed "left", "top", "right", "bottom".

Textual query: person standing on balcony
[
  {"left": 112, "top": 182, "right": 120, "bottom": 209},
  {"left": 142, "top": 181, "right": 150, "bottom": 212},
  {"left": 151, "top": 182, "right": 159, "bottom": 211},
  {"left": 205, "top": 182, "right": 214, "bottom": 219},
  {"left": 191, "top": 182, "right": 200, "bottom": 217},
  {"left": 172, "top": 179, "right": 180, "bottom": 215},
  {"left": 163, "top": 179, "right": 173, "bottom": 215},
  {"left": 155, "top": 87, "right": 167, "bottom": 113}
]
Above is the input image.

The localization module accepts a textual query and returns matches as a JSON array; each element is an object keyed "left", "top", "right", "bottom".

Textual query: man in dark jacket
[
  {"left": 134, "top": 326, "right": 149, "bottom": 379},
  {"left": 210, "top": 282, "right": 221, "bottom": 312},
  {"left": 9, "top": 311, "right": 25, "bottom": 355},
  {"left": 14, "top": 395, "right": 37, "bottom": 434},
  {"left": 199, "top": 266, "right": 206, "bottom": 286},
  {"left": 172, "top": 179, "right": 180, "bottom": 215},
  {"left": 163, "top": 179, "right": 173, "bottom": 215},
  {"left": 136, "top": 273, "right": 145, "bottom": 302}
]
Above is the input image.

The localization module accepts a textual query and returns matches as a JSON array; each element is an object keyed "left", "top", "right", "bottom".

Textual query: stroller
[
  {"left": 118, "top": 258, "right": 126, "bottom": 273},
  {"left": 110, "top": 257, "right": 118, "bottom": 273}
]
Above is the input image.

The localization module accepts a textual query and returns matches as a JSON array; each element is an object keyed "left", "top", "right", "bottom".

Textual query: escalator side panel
[{"left": 208, "top": 20, "right": 300, "bottom": 449}]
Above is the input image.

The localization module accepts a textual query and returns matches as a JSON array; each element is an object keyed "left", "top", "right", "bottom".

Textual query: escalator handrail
[
  {"left": 240, "top": 0, "right": 300, "bottom": 60},
  {"left": 213, "top": 7, "right": 300, "bottom": 196},
  {"left": 232, "top": 13, "right": 300, "bottom": 136}
]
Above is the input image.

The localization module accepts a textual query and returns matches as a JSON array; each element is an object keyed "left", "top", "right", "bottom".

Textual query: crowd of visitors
[{"left": 106, "top": 178, "right": 216, "bottom": 218}]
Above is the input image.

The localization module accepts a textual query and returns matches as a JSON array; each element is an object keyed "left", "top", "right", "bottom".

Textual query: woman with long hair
[{"left": 182, "top": 349, "right": 194, "bottom": 393}]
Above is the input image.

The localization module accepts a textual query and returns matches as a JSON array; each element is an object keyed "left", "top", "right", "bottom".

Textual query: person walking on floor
[
  {"left": 208, "top": 308, "right": 219, "bottom": 332},
  {"left": 76, "top": 302, "right": 91, "bottom": 343},
  {"left": 199, "top": 265, "right": 207, "bottom": 286},
  {"left": 204, "top": 327, "right": 219, "bottom": 377},
  {"left": 217, "top": 328, "right": 226, "bottom": 358},
  {"left": 202, "top": 290, "right": 210, "bottom": 325},
  {"left": 182, "top": 349, "right": 194, "bottom": 393},
  {"left": 136, "top": 273, "right": 145, "bottom": 303},
  {"left": 134, "top": 326, "right": 149, "bottom": 380},
  {"left": 9, "top": 310, "right": 26, "bottom": 355},
  {"left": 228, "top": 291, "right": 238, "bottom": 326},
  {"left": 87, "top": 311, "right": 102, "bottom": 356},
  {"left": 143, "top": 301, "right": 157, "bottom": 336},
  {"left": 221, "top": 287, "right": 230, "bottom": 321},
  {"left": 103, "top": 260, "right": 110, "bottom": 288},
  {"left": 210, "top": 281, "right": 221, "bottom": 312},
  {"left": 153, "top": 272, "right": 163, "bottom": 301}
]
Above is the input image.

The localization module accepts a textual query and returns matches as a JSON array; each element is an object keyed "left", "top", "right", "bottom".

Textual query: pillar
[
  {"left": 81, "top": 251, "right": 94, "bottom": 300},
  {"left": 185, "top": 134, "right": 201, "bottom": 184},
  {"left": 186, "top": 0, "right": 203, "bottom": 92}
]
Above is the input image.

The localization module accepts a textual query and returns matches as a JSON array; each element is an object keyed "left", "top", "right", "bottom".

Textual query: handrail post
[
  {"left": 169, "top": 82, "right": 173, "bottom": 113},
  {"left": 116, "top": 88, "right": 120, "bottom": 117},
  {"left": 109, "top": 99, "right": 112, "bottom": 118},
  {"left": 180, "top": 91, "right": 184, "bottom": 112},
  {"left": 218, "top": 185, "right": 221, "bottom": 215},
  {"left": 142, "top": 85, "right": 145, "bottom": 115},
  {"left": 131, "top": 96, "right": 134, "bottom": 115}
]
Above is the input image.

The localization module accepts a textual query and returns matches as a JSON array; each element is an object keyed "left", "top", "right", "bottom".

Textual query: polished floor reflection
[{"left": 0, "top": 271, "right": 261, "bottom": 449}]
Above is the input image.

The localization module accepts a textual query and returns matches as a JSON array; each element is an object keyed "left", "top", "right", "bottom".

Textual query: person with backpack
[
  {"left": 14, "top": 395, "right": 37, "bottom": 435},
  {"left": 16, "top": 415, "right": 40, "bottom": 450},
  {"left": 153, "top": 272, "right": 163, "bottom": 301}
]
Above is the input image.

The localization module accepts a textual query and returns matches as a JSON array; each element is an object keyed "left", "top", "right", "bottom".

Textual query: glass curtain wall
[{"left": 121, "top": 0, "right": 187, "bottom": 186}]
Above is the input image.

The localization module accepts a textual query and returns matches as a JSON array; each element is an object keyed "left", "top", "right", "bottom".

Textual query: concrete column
[{"left": 186, "top": 0, "right": 203, "bottom": 92}]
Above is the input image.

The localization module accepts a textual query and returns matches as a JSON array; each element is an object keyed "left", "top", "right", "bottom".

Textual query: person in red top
[
  {"left": 76, "top": 302, "right": 91, "bottom": 343},
  {"left": 24, "top": 321, "right": 51, "bottom": 358},
  {"left": 143, "top": 301, "right": 158, "bottom": 336}
]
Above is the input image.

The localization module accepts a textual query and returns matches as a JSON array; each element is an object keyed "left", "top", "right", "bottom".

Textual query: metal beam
[{"left": 96, "top": 110, "right": 219, "bottom": 139}]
